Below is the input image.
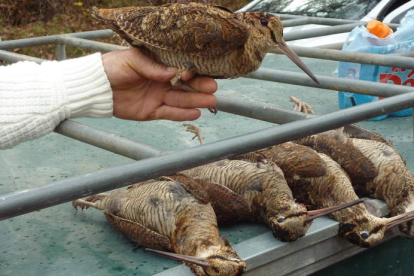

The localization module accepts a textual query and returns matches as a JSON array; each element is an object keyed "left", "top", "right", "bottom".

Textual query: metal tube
[
  {"left": 58, "top": 36, "right": 126, "bottom": 52},
  {"left": 246, "top": 68, "right": 414, "bottom": 97},
  {"left": 274, "top": 13, "right": 399, "bottom": 28},
  {"left": 1, "top": 92, "right": 414, "bottom": 220},
  {"left": 56, "top": 43, "right": 66, "bottom": 61},
  {"left": 282, "top": 18, "right": 310, "bottom": 27},
  {"left": 284, "top": 22, "right": 364, "bottom": 41},
  {"left": 0, "top": 30, "right": 114, "bottom": 50},
  {"left": 0, "top": 50, "right": 46, "bottom": 63},
  {"left": 272, "top": 46, "right": 414, "bottom": 70},
  {"left": 216, "top": 96, "right": 313, "bottom": 123},
  {"left": 54, "top": 120, "right": 166, "bottom": 160},
  {"left": 317, "top": 42, "right": 344, "bottom": 50}
]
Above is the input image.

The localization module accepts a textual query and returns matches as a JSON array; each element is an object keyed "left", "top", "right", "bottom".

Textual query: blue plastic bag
[{"left": 338, "top": 10, "right": 414, "bottom": 120}]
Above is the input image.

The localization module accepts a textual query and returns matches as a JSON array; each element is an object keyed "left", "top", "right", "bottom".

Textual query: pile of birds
[
  {"left": 71, "top": 2, "right": 414, "bottom": 275},
  {"left": 73, "top": 98, "right": 414, "bottom": 276}
]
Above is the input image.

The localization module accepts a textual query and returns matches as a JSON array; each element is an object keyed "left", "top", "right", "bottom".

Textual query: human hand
[{"left": 102, "top": 48, "right": 217, "bottom": 121}]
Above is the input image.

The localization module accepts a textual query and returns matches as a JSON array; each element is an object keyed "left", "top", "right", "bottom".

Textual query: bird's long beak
[
  {"left": 306, "top": 199, "right": 365, "bottom": 222},
  {"left": 277, "top": 39, "right": 320, "bottom": 84},
  {"left": 146, "top": 248, "right": 212, "bottom": 268},
  {"left": 385, "top": 210, "right": 414, "bottom": 230}
]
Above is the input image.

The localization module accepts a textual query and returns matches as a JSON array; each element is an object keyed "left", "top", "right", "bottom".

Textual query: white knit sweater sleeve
[{"left": 0, "top": 53, "right": 113, "bottom": 149}]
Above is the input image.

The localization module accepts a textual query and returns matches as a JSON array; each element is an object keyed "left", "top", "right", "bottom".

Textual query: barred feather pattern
[
  {"left": 92, "top": 3, "right": 281, "bottom": 79},
  {"left": 183, "top": 159, "right": 311, "bottom": 242},
  {"left": 299, "top": 153, "right": 387, "bottom": 247},
  {"left": 93, "top": 180, "right": 222, "bottom": 256},
  {"left": 351, "top": 139, "right": 414, "bottom": 238},
  {"left": 295, "top": 128, "right": 377, "bottom": 180}
]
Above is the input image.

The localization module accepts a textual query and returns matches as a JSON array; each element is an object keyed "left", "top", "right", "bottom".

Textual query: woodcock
[
  {"left": 92, "top": 3, "right": 319, "bottom": 94},
  {"left": 350, "top": 139, "right": 414, "bottom": 238},
  {"left": 182, "top": 124, "right": 361, "bottom": 242},
  {"left": 235, "top": 140, "right": 414, "bottom": 247},
  {"left": 72, "top": 179, "right": 246, "bottom": 276},
  {"left": 291, "top": 97, "right": 414, "bottom": 239}
]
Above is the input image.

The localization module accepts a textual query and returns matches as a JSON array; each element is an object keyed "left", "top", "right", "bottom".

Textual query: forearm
[{"left": 0, "top": 53, "right": 113, "bottom": 149}]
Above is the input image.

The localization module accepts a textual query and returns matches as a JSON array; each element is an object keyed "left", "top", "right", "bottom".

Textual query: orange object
[{"left": 367, "top": 20, "right": 393, "bottom": 38}]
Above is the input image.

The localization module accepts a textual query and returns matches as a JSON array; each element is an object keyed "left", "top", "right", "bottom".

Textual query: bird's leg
[
  {"left": 72, "top": 194, "right": 107, "bottom": 210},
  {"left": 290, "top": 96, "right": 314, "bottom": 114},
  {"left": 183, "top": 123, "right": 204, "bottom": 145},
  {"left": 72, "top": 199, "right": 97, "bottom": 210},
  {"left": 171, "top": 66, "right": 217, "bottom": 114}
]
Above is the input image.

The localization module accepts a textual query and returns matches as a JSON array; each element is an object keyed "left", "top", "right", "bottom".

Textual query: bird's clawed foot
[
  {"left": 72, "top": 194, "right": 107, "bottom": 210},
  {"left": 183, "top": 123, "right": 204, "bottom": 145},
  {"left": 290, "top": 96, "right": 315, "bottom": 114}
]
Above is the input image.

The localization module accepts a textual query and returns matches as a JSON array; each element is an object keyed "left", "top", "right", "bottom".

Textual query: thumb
[{"left": 127, "top": 48, "right": 178, "bottom": 83}]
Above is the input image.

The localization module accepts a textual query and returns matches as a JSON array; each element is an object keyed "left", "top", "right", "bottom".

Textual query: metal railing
[{"left": 0, "top": 13, "right": 413, "bottom": 275}]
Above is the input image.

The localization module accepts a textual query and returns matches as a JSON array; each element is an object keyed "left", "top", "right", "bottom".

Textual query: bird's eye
[
  {"left": 260, "top": 18, "right": 268, "bottom": 26},
  {"left": 277, "top": 217, "right": 285, "bottom": 223},
  {"left": 360, "top": 231, "right": 369, "bottom": 240}
]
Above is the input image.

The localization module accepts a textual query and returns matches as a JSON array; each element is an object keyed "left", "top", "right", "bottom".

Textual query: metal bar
[
  {"left": 1, "top": 92, "right": 414, "bottom": 220},
  {"left": 54, "top": 120, "right": 166, "bottom": 160},
  {"left": 58, "top": 36, "right": 126, "bottom": 52},
  {"left": 282, "top": 18, "right": 310, "bottom": 28},
  {"left": 216, "top": 96, "right": 313, "bottom": 123},
  {"left": 272, "top": 46, "right": 414, "bottom": 70},
  {"left": 0, "top": 50, "right": 46, "bottom": 63},
  {"left": 56, "top": 43, "right": 66, "bottom": 61},
  {"left": 0, "top": 29, "right": 114, "bottom": 50},
  {"left": 246, "top": 68, "right": 413, "bottom": 97},
  {"left": 274, "top": 13, "right": 399, "bottom": 28},
  {"left": 284, "top": 22, "right": 364, "bottom": 41},
  {"left": 317, "top": 42, "right": 344, "bottom": 50}
]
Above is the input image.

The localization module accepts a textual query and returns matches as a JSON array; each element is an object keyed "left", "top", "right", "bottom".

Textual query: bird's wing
[
  {"left": 105, "top": 213, "right": 173, "bottom": 251},
  {"left": 114, "top": 4, "right": 248, "bottom": 57}
]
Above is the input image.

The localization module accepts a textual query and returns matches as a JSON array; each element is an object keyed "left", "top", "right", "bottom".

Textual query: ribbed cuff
[{"left": 53, "top": 53, "right": 113, "bottom": 119}]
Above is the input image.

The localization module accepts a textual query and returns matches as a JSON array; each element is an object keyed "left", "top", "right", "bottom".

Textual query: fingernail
[{"left": 167, "top": 67, "right": 178, "bottom": 72}]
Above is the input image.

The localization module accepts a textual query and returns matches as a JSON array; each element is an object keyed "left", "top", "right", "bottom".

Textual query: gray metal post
[
  {"left": 272, "top": 46, "right": 414, "bottom": 70},
  {"left": 247, "top": 68, "right": 414, "bottom": 97},
  {"left": 56, "top": 43, "right": 66, "bottom": 61},
  {"left": 216, "top": 96, "right": 314, "bottom": 123},
  {"left": 0, "top": 50, "right": 45, "bottom": 64},
  {"left": 55, "top": 120, "right": 166, "bottom": 160},
  {"left": 282, "top": 18, "right": 310, "bottom": 27},
  {"left": 284, "top": 22, "right": 364, "bottom": 41}
]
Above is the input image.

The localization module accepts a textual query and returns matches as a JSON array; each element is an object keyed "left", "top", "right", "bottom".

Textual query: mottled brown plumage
[
  {"left": 253, "top": 142, "right": 414, "bottom": 247},
  {"left": 167, "top": 173, "right": 252, "bottom": 224},
  {"left": 182, "top": 159, "right": 312, "bottom": 242},
  {"left": 350, "top": 139, "right": 414, "bottom": 238},
  {"left": 72, "top": 179, "right": 246, "bottom": 276},
  {"left": 290, "top": 97, "right": 414, "bottom": 241},
  {"left": 273, "top": 146, "right": 391, "bottom": 247},
  {"left": 148, "top": 0, "right": 244, "bottom": 11},
  {"left": 290, "top": 97, "right": 378, "bottom": 181},
  {"left": 92, "top": 3, "right": 318, "bottom": 87}
]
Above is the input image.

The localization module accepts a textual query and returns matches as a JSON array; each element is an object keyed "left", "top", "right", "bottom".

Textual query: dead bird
[
  {"left": 290, "top": 96, "right": 379, "bottom": 182},
  {"left": 72, "top": 179, "right": 246, "bottom": 276},
  {"left": 290, "top": 97, "right": 414, "bottom": 239},
  {"left": 92, "top": 3, "right": 319, "bottom": 109},
  {"left": 239, "top": 141, "right": 414, "bottom": 247},
  {"left": 167, "top": 173, "right": 252, "bottom": 224},
  {"left": 350, "top": 138, "right": 414, "bottom": 238},
  {"left": 182, "top": 124, "right": 361, "bottom": 242}
]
